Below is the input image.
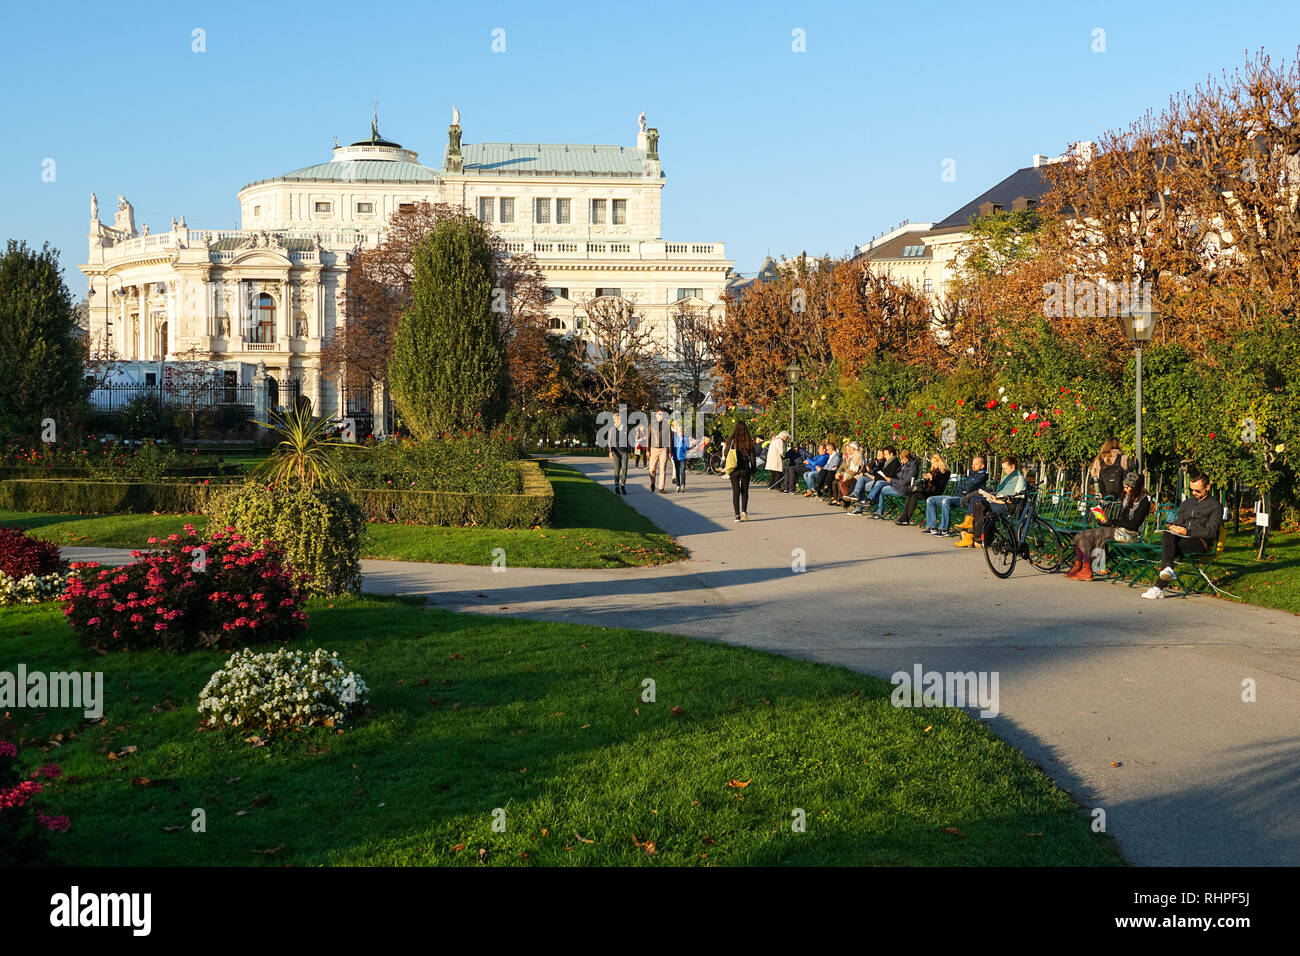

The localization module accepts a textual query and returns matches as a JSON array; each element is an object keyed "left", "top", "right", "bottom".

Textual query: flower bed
[
  {"left": 61, "top": 527, "right": 308, "bottom": 653},
  {"left": 197, "top": 647, "right": 369, "bottom": 732},
  {"left": 0, "top": 571, "right": 73, "bottom": 606}
]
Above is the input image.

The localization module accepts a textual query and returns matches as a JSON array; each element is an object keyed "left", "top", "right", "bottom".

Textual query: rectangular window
[
  {"left": 556, "top": 198, "right": 571, "bottom": 224},
  {"left": 923, "top": 279, "right": 933, "bottom": 293},
  {"left": 356, "top": 202, "right": 374, "bottom": 214},
  {"left": 548, "top": 287, "right": 570, "bottom": 300},
  {"left": 499, "top": 197, "right": 515, "bottom": 224},
  {"left": 253, "top": 205, "right": 261, "bottom": 217},
  {"left": 676, "top": 288, "right": 703, "bottom": 300},
  {"left": 590, "top": 199, "right": 606, "bottom": 224},
  {"left": 477, "top": 197, "right": 494, "bottom": 223},
  {"left": 145, "top": 372, "right": 157, "bottom": 387},
  {"left": 595, "top": 287, "right": 622, "bottom": 298},
  {"left": 314, "top": 201, "right": 331, "bottom": 214},
  {"left": 534, "top": 198, "right": 551, "bottom": 224},
  {"left": 612, "top": 199, "right": 627, "bottom": 225},
  {"left": 398, "top": 203, "right": 415, "bottom": 213}
]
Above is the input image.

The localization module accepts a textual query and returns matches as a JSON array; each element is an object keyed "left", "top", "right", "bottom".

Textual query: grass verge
[{"left": 3, "top": 596, "right": 1121, "bottom": 866}]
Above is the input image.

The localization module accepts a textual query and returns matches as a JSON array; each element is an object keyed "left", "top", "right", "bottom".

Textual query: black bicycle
[{"left": 982, "top": 490, "right": 1067, "bottom": 578}]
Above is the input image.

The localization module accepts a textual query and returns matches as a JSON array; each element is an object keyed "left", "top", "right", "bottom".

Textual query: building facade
[{"left": 79, "top": 111, "right": 732, "bottom": 428}]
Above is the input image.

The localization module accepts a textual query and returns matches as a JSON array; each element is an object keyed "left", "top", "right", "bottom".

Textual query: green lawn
[
  {"left": 1212, "top": 528, "right": 1300, "bottom": 614},
  {"left": 3, "top": 596, "right": 1122, "bottom": 866},
  {"left": 0, "top": 463, "right": 685, "bottom": 569}
]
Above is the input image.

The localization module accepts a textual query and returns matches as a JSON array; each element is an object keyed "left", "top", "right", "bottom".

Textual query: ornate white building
[{"left": 80, "top": 111, "right": 732, "bottom": 424}]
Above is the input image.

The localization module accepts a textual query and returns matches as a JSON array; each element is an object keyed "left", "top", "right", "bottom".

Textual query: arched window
[
  {"left": 548, "top": 317, "right": 565, "bottom": 331},
  {"left": 254, "top": 293, "right": 275, "bottom": 344}
]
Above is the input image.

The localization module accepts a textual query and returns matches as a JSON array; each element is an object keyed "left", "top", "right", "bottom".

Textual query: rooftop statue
[{"left": 452, "top": 105, "right": 460, "bottom": 127}]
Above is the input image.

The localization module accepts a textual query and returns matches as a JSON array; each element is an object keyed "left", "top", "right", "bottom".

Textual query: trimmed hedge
[
  {"left": 0, "top": 465, "right": 241, "bottom": 480},
  {"left": 0, "top": 479, "right": 218, "bottom": 515},
  {"left": 0, "top": 460, "right": 554, "bottom": 528},
  {"left": 353, "top": 460, "right": 553, "bottom": 527}
]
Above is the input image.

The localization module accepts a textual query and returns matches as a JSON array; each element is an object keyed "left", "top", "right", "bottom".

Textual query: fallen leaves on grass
[
  {"left": 632, "top": 834, "right": 656, "bottom": 854},
  {"left": 670, "top": 705, "right": 684, "bottom": 716},
  {"left": 726, "top": 779, "right": 752, "bottom": 789},
  {"left": 574, "top": 830, "right": 595, "bottom": 844},
  {"left": 942, "top": 827, "right": 966, "bottom": 837}
]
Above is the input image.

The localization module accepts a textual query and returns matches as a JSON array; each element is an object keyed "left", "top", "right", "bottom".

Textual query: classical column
[
  {"left": 138, "top": 284, "right": 148, "bottom": 360},
  {"left": 282, "top": 278, "right": 291, "bottom": 341},
  {"left": 315, "top": 276, "right": 324, "bottom": 338}
]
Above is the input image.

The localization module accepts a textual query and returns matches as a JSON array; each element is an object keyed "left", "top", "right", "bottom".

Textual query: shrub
[
  {"left": 207, "top": 485, "right": 364, "bottom": 596},
  {"left": 334, "top": 430, "right": 523, "bottom": 494},
  {"left": 61, "top": 526, "right": 308, "bottom": 653},
  {"left": 351, "top": 460, "right": 554, "bottom": 527},
  {"left": 197, "top": 647, "right": 369, "bottom": 733},
  {"left": 0, "top": 525, "right": 64, "bottom": 578},
  {"left": 0, "top": 570, "right": 73, "bottom": 606},
  {"left": 0, "top": 718, "right": 69, "bottom": 866}
]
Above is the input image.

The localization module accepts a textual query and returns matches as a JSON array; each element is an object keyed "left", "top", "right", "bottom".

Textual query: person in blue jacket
[{"left": 670, "top": 419, "right": 691, "bottom": 493}]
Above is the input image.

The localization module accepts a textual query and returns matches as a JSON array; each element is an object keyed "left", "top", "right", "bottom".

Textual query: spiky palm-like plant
[{"left": 251, "top": 405, "right": 352, "bottom": 490}]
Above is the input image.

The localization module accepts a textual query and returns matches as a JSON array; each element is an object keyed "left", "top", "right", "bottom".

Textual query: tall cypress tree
[
  {"left": 0, "top": 240, "right": 87, "bottom": 442},
  {"left": 388, "top": 214, "right": 508, "bottom": 437}
]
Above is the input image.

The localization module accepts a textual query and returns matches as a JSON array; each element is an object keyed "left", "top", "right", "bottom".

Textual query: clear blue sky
[{"left": 2, "top": 0, "right": 1299, "bottom": 291}]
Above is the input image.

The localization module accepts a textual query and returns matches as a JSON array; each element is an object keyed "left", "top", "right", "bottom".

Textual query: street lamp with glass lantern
[
  {"left": 786, "top": 362, "right": 801, "bottom": 446},
  {"left": 1120, "top": 306, "right": 1157, "bottom": 471}
]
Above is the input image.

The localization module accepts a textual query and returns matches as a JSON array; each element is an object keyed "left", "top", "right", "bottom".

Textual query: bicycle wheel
[
  {"left": 983, "top": 515, "right": 1017, "bottom": 578},
  {"left": 1026, "top": 517, "right": 1066, "bottom": 573}
]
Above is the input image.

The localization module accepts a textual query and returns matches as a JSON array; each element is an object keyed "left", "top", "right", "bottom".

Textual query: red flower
[
  {"left": 985, "top": 400, "right": 997, "bottom": 409},
  {"left": 1209, "top": 432, "right": 1216, "bottom": 439}
]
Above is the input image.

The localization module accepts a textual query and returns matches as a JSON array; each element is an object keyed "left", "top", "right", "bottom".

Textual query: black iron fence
[{"left": 89, "top": 382, "right": 257, "bottom": 414}]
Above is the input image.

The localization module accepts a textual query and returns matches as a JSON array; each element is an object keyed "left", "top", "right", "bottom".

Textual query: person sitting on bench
[
  {"left": 897, "top": 453, "right": 951, "bottom": 526},
  {"left": 1065, "top": 472, "right": 1150, "bottom": 580},
  {"left": 1141, "top": 472, "right": 1222, "bottom": 600},
  {"left": 924, "top": 457, "right": 988, "bottom": 536},
  {"left": 957, "top": 455, "right": 1025, "bottom": 548}
]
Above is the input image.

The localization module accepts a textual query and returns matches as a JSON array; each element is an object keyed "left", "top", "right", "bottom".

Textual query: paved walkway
[{"left": 64, "top": 457, "right": 1300, "bottom": 866}]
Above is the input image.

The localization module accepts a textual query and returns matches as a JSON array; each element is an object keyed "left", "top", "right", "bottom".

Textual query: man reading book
[{"left": 1141, "top": 472, "right": 1222, "bottom": 600}]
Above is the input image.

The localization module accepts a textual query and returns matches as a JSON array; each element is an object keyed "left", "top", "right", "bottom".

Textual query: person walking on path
[
  {"left": 647, "top": 409, "right": 672, "bottom": 494},
  {"left": 633, "top": 421, "right": 649, "bottom": 468},
  {"left": 764, "top": 431, "right": 790, "bottom": 490},
  {"left": 722, "top": 421, "right": 756, "bottom": 522},
  {"left": 604, "top": 410, "right": 630, "bottom": 495},
  {"left": 670, "top": 418, "right": 690, "bottom": 493}
]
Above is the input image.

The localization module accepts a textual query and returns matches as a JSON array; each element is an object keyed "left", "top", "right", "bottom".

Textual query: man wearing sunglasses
[{"left": 1141, "top": 472, "right": 1222, "bottom": 600}]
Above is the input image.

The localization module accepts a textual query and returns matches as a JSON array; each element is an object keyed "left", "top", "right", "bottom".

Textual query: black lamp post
[
  {"left": 786, "top": 362, "right": 801, "bottom": 445},
  {"left": 1120, "top": 307, "right": 1157, "bottom": 470}
]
